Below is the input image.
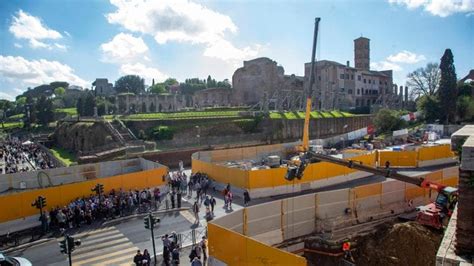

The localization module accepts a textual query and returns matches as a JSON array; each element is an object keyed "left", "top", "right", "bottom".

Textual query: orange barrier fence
[
  {"left": 0, "top": 167, "right": 168, "bottom": 223},
  {"left": 208, "top": 223, "right": 306, "bottom": 266}
]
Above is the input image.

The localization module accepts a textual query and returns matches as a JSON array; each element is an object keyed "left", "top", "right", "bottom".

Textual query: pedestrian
[
  {"left": 193, "top": 201, "right": 200, "bottom": 224},
  {"left": 133, "top": 250, "right": 143, "bottom": 266},
  {"left": 172, "top": 248, "right": 180, "bottom": 265},
  {"left": 200, "top": 236, "right": 208, "bottom": 262},
  {"left": 191, "top": 257, "right": 202, "bottom": 266},
  {"left": 244, "top": 190, "right": 251, "bottom": 207},
  {"left": 210, "top": 196, "right": 216, "bottom": 215},
  {"left": 189, "top": 247, "right": 198, "bottom": 263},
  {"left": 142, "top": 249, "right": 151, "bottom": 266},
  {"left": 227, "top": 191, "right": 233, "bottom": 209}
]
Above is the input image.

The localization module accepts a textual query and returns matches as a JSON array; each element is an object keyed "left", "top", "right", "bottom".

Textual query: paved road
[{"left": 5, "top": 164, "right": 454, "bottom": 265}]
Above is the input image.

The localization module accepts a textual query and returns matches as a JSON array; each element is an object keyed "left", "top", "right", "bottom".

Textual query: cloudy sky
[{"left": 0, "top": 0, "right": 473, "bottom": 100}]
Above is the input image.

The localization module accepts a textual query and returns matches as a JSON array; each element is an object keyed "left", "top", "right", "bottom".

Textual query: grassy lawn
[
  {"left": 1, "top": 121, "right": 24, "bottom": 130},
  {"left": 108, "top": 110, "right": 244, "bottom": 121},
  {"left": 7, "top": 113, "right": 25, "bottom": 120},
  {"left": 269, "top": 110, "right": 353, "bottom": 119},
  {"left": 55, "top": 108, "right": 77, "bottom": 116},
  {"left": 49, "top": 147, "right": 76, "bottom": 166}
]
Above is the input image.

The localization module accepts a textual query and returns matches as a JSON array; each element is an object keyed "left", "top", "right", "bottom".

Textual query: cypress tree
[{"left": 438, "top": 49, "right": 458, "bottom": 124}]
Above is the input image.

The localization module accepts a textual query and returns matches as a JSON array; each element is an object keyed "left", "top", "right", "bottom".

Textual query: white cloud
[
  {"left": 0, "top": 91, "right": 16, "bottom": 101},
  {"left": 54, "top": 43, "right": 67, "bottom": 50},
  {"left": 388, "top": 0, "right": 474, "bottom": 17},
  {"left": 14, "top": 43, "right": 22, "bottom": 48},
  {"left": 0, "top": 55, "right": 88, "bottom": 91},
  {"left": 387, "top": 50, "right": 426, "bottom": 64},
  {"left": 371, "top": 61, "right": 403, "bottom": 72},
  {"left": 119, "top": 63, "right": 168, "bottom": 84},
  {"left": 9, "top": 10, "right": 65, "bottom": 50},
  {"left": 106, "top": 0, "right": 262, "bottom": 62},
  {"left": 64, "top": 31, "right": 71, "bottom": 37},
  {"left": 101, "top": 33, "right": 149, "bottom": 63}
]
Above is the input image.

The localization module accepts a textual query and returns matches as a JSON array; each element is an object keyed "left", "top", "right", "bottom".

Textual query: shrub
[{"left": 150, "top": 126, "right": 175, "bottom": 140}]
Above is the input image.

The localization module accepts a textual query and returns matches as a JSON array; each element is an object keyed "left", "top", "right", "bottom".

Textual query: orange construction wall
[
  {"left": 208, "top": 223, "right": 306, "bottom": 266},
  {"left": 0, "top": 167, "right": 168, "bottom": 223}
]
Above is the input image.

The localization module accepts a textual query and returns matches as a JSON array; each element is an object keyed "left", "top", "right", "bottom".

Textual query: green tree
[
  {"left": 163, "top": 78, "right": 178, "bottom": 87},
  {"left": 115, "top": 75, "right": 145, "bottom": 94},
  {"left": 16, "top": 97, "right": 27, "bottom": 106},
  {"left": 457, "top": 96, "right": 474, "bottom": 122},
  {"left": 36, "top": 95, "right": 54, "bottom": 126},
  {"left": 373, "top": 109, "right": 407, "bottom": 133},
  {"left": 149, "top": 83, "right": 167, "bottom": 94},
  {"left": 83, "top": 93, "right": 96, "bottom": 116},
  {"left": 76, "top": 97, "right": 84, "bottom": 117},
  {"left": 406, "top": 63, "right": 440, "bottom": 99},
  {"left": 438, "top": 49, "right": 457, "bottom": 124},
  {"left": 54, "top": 87, "right": 66, "bottom": 97},
  {"left": 417, "top": 95, "right": 442, "bottom": 123},
  {"left": 49, "top": 81, "right": 69, "bottom": 89},
  {"left": 25, "top": 96, "right": 37, "bottom": 125}
]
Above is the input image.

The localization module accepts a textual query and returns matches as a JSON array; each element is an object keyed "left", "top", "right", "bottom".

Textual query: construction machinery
[
  {"left": 297, "top": 17, "right": 320, "bottom": 152},
  {"left": 286, "top": 151, "right": 458, "bottom": 229}
]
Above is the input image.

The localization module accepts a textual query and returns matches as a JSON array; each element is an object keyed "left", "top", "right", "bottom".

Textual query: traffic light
[
  {"left": 144, "top": 216, "right": 150, "bottom": 229},
  {"left": 67, "top": 236, "right": 81, "bottom": 252},
  {"left": 39, "top": 196, "right": 47, "bottom": 208},
  {"left": 91, "top": 184, "right": 104, "bottom": 194},
  {"left": 59, "top": 239, "right": 68, "bottom": 254},
  {"left": 144, "top": 214, "right": 160, "bottom": 230},
  {"left": 31, "top": 196, "right": 47, "bottom": 209}
]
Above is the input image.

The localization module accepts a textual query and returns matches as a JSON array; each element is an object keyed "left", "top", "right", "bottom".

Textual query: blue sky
[{"left": 0, "top": 0, "right": 473, "bottom": 100}]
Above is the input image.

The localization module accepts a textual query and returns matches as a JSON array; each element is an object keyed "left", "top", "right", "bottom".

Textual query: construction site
[{"left": 197, "top": 18, "right": 473, "bottom": 266}]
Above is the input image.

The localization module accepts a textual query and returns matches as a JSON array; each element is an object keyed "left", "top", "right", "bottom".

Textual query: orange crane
[{"left": 298, "top": 17, "right": 321, "bottom": 152}]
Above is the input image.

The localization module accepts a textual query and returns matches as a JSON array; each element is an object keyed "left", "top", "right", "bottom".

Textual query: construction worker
[{"left": 342, "top": 241, "right": 354, "bottom": 262}]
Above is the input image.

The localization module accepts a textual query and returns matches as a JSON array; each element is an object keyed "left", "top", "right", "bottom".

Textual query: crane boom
[
  {"left": 288, "top": 151, "right": 424, "bottom": 186},
  {"left": 301, "top": 17, "right": 321, "bottom": 151}
]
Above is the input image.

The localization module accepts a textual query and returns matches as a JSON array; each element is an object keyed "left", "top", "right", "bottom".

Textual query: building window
[
  {"left": 385, "top": 81, "right": 388, "bottom": 85},
  {"left": 340, "top": 74, "right": 344, "bottom": 79},
  {"left": 358, "top": 75, "right": 361, "bottom": 81},
  {"left": 365, "top": 89, "right": 368, "bottom": 94},
  {"left": 379, "top": 81, "right": 382, "bottom": 85},
  {"left": 357, "top": 89, "right": 360, "bottom": 95},
  {"left": 351, "top": 74, "right": 354, "bottom": 80},
  {"left": 340, "top": 88, "right": 345, "bottom": 92},
  {"left": 318, "top": 76, "right": 321, "bottom": 81},
  {"left": 348, "top": 89, "right": 353, "bottom": 94},
  {"left": 345, "top": 74, "right": 349, "bottom": 79},
  {"left": 368, "top": 79, "right": 371, "bottom": 84},
  {"left": 372, "top": 99, "right": 376, "bottom": 104},
  {"left": 363, "top": 79, "right": 366, "bottom": 83}
]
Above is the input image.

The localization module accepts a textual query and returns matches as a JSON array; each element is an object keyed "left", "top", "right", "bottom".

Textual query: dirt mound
[{"left": 354, "top": 222, "right": 442, "bottom": 266}]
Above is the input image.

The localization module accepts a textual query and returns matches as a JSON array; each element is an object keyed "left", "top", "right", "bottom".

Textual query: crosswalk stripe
[
  {"left": 80, "top": 232, "right": 125, "bottom": 246},
  {"left": 77, "top": 229, "right": 121, "bottom": 242},
  {"left": 73, "top": 238, "right": 133, "bottom": 255},
  {"left": 72, "top": 242, "right": 134, "bottom": 260},
  {"left": 98, "top": 254, "right": 138, "bottom": 266},
  {"left": 181, "top": 210, "right": 196, "bottom": 223},
  {"left": 73, "top": 227, "right": 116, "bottom": 238},
  {"left": 73, "top": 246, "right": 138, "bottom": 265}
]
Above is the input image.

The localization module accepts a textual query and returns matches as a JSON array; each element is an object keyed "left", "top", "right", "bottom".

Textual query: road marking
[
  {"left": 180, "top": 210, "right": 196, "bottom": 223},
  {"left": 74, "top": 246, "right": 138, "bottom": 265},
  {"left": 62, "top": 225, "right": 140, "bottom": 266}
]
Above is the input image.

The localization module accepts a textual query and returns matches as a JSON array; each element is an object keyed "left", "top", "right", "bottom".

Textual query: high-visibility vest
[{"left": 342, "top": 242, "right": 350, "bottom": 251}]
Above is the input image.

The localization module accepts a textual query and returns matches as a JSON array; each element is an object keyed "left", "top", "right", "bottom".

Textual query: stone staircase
[{"left": 110, "top": 120, "right": 137, "bottom": 142}]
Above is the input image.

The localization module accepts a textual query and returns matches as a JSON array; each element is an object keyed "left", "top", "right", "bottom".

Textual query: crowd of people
[
  {"left": 0, "top": 138, "right": 56, "bottom": 175},
  {"left": 41, "top": 187, "right": 162, "bottom": 232}
]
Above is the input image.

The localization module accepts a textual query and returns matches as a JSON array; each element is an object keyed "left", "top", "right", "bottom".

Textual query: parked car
[{"left": 0, "top": 253, "right": 32, "bottom": 266}]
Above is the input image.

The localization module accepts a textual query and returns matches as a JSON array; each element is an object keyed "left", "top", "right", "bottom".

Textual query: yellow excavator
[{"left": 298, "top": 17, "right": 321, "bottom": 152}]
